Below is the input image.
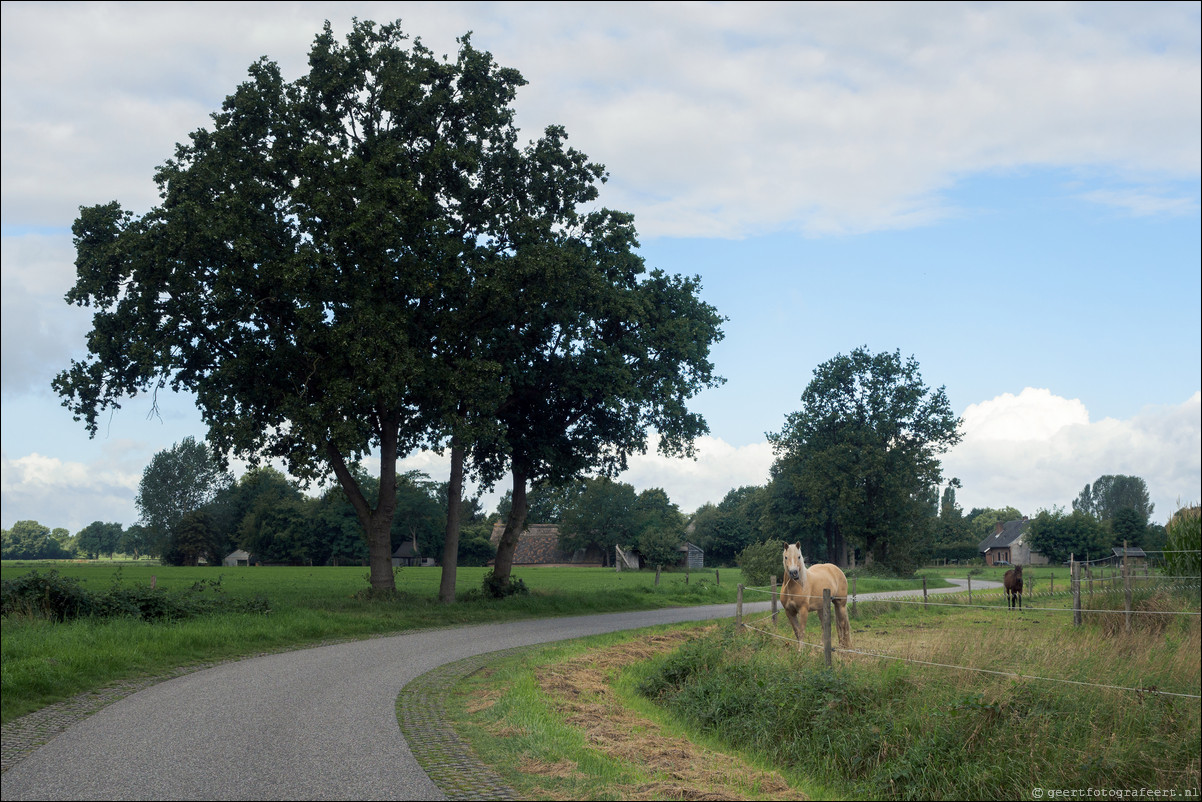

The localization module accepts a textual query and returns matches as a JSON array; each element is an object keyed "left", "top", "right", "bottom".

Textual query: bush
[
  {"left": 481, "top": 570, "right": 529, "bottom": 599},
  {"left": 1165, "top": 506, "right": 1200, "bottom": 578},
  {"left": 0, "top": 570, "right": 269, "bottom": 623},
  {"left": 735, "top": 539, "right": 785, "bottom": 587},
  {"left": 1, "top": 570, "right": 93, "bottom": 621}
]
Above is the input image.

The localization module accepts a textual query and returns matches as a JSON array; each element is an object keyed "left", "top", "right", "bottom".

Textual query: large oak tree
[{"left": 54, "top": 21, "right": 610, "bottom": 592}]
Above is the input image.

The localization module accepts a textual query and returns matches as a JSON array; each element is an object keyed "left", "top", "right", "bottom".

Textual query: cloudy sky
[{"left": 2, "top": 1, "right": 1199, "bottom": 533}]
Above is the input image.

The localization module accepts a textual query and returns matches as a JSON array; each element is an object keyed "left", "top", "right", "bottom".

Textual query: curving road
[{"left": 1, "top": 579, "right": 992, "bottom": 801}]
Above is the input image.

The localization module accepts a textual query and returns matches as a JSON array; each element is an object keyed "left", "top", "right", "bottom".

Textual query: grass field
[
  {"left": 448, "top": 574, "right": 1201, "bottom": 800},
  {"left": 0, "top": 559, "right": 952, "bottom": 724}
]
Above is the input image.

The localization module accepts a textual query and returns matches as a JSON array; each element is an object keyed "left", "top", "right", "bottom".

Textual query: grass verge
[{"left": 443, "top": 580, "right": 1200, "bottom": 800}]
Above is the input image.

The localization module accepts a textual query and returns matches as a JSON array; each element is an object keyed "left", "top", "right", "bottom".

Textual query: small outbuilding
[
  {"left": 223, "top": 549, "right": 252, "bottom": 567},
  {"left": 1111, "top": 546, "right": 1148, "bottom": 568},
  {"left": 392, "top": 540, "right": 435, "bottom": 568}
]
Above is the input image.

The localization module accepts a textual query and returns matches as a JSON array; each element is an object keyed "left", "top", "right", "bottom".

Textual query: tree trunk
[
  {"left": 325, "top": 417, "right": 399, "bottom": 593},
  {"left": 438, "top": 441, "right": 464, "bottom": 603},
  {"left": 492, "top": 465, "right": 529, "bottom": 588}
]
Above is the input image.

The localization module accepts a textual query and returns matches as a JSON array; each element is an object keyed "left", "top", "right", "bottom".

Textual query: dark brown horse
[{"left": 1003, "top": 565, "right": 1024, "bottom": 609}]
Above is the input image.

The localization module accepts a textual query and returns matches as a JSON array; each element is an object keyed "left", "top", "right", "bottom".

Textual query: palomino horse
[
  {"left": 780, "top": 543, "right": 851, "bottom": 651},
  {"left": 1003, "top": 565, "right": 1024, "bottom": 609}
]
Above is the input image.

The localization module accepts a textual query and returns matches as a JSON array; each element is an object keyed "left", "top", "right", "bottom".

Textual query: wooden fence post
[
  {"left": 736, "top": 584, "right": 744, "bottom": 630},
  {"left": 1050, "top": 572, "right": 1054, "bottom": 597},
  {"left": 771, "top": 575, "right": 778, "bottom": 623},
  {"left": 967, "top": 575, "right": 972, "bottom": 605},
  {"left": 1123, "top": 558, "right": 1133, "bottom": 634},
  {"left": 922, "top": 576, "right": 928, "bottom": 609},
  {"left": 655, "top": 566, "right": 661, "bottom": 586},
  {"left": 1071, "top": 555, "right": 1081, "bottom": 627},
  {"left": 715, "top": 568, "right": 719, "bottom": 586},
  {"left": 822, "top": 588, "right": 833, "bottom": 667}
]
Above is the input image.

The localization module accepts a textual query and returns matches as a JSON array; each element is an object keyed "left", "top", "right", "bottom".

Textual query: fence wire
[{"left": 738, "top": 611, "right": 1202, "bottom": 700}]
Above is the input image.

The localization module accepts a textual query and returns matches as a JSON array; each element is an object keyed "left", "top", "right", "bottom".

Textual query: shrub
[
  {"left": 0, "top": 570, "right": 269, "bottom": 623},
  {"left": 1165, "top": 506, "right": 1200, "bottom": 578},
  {"left": 735, "top": 539, "right": 785, "bottom": 587},
  {"left": 0, "top": 570, "right": 93, "bottom": 621},
  {"left": 481, "top": 570, "right": 529, "bottom": 599}
]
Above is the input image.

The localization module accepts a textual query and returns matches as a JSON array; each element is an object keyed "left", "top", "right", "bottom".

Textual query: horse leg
[
  {"left": 785, "top": 607, "right": 804, "bottom": 649},
  {"left": 793, "top": 602, "right": 810, "bottom": 650},
  {"left": 834, "top": 600, "right": 851, "bottom": 649}
]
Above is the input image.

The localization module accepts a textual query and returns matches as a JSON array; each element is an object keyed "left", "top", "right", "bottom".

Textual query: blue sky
[{"left": 2, "top": 1, "right": 1199, "bottom": 531}]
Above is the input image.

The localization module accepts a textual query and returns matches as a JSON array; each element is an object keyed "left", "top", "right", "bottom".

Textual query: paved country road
[{"left": 1, "top": 579, "right": 995, "bottom": 801}]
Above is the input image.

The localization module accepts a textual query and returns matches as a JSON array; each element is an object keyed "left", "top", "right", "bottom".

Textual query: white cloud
[
  {"left": 2, "top": 2, "right": 1198, "bottom": 237},
  {"left": 944, "top": 389, "right": 1202, "bottom": 524},
  {"left": 616, "top": 435, "right": 774, "bottom": 513},
  {"left": 1078, "top": 188, "right": 1201, "bottom": 217},
  {"left": 1, "top": 448, "right": 143, "bottom": 533}
]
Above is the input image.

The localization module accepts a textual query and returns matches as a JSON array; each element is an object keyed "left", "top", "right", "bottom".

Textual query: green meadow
[
  {"left": 1, "top": 560, "right": 947, "bottom": 723},
  {"left": 450, "top": 576, "right": 1201, "bottom": 800}
]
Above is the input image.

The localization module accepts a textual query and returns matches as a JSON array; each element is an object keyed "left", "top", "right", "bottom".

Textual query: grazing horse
[
  {"left": 1003, "top": 565, "right": 1024, "bottom": 609},
  {"left": 780, "top": 543, "right": 851, "bottom": 651}
]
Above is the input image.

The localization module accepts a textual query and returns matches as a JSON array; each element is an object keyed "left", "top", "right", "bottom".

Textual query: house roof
[
  {"left": 1111, "top": 546, "right": 1148, "bottom": 558},
  {"left": 489, "top": 523, "right": 569, "bottom": 564},
  {"left": 978, "top": 518, "right": 1030, "bottom": 553},
  {"left": 393, "top": 542, "right": 420, "bottom": 558}
]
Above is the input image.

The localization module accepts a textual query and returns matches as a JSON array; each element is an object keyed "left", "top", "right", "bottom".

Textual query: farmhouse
[
  {"left": 978, "top": 517, "right": 1049, "bottom": 566},
  {"left": 488, "top": 523, "right": 605, "bottom": 566},
  {"left": 392, "top": 538, "right": 435, "bottom": 568}
]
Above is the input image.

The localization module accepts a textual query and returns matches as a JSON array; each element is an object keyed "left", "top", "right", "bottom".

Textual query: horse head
[{"left": 782, "top": 542, "right": 805, "bottom": 582}]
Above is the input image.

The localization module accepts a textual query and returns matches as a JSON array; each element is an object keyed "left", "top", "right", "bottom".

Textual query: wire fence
[
  {"left": 738, "top": 610, "right": 1202, "bottom": 699},
  {"left": 734, "top": 568, "right": 1201, "bottom": 700}
]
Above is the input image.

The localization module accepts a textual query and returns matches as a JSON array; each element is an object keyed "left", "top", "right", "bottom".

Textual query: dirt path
[{"left": 526, "top": 630, "right": 800, "bottom": 800}]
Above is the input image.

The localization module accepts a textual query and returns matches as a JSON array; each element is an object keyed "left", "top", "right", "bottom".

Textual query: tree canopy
[
  {"left": 135, "top": 437, "right": 232, "bottom": 559},
  {"left": 54, "top": 19, "right": 721, "bottom": 593},
  {"left": 768, "top": 347, "right": 961, "bottom": 574}
]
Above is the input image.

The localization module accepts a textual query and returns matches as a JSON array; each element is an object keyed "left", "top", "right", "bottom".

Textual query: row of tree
[{"left": 134, "top": 437, "right": 500, "bottom": 568}]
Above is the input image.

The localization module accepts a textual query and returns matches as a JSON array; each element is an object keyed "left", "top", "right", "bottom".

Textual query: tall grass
[{"left": 635, "top": 589, "right": 1201, "bottom": 799}]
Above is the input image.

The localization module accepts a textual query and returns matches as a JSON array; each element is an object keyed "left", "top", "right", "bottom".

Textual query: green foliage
[
  {"left": 768, "top": 348, "right": 961, "bottom": 574},
  {"left": 457, "top": 536, "right": 496, "bottom": 568},
  {"left": 557, "top": 478, "right": 639, "bottom": 563},
  {"left": 1073, "top": 475, "right": 1155, "bottom": 525},
  {"left": 692, "top": 486, "right": 769, "bottom": 566},
  {"left": 1026, "top": 507, "right": 1111, "bottom": 564},
  {"left": 637, "top": 625, "right": 1200, "bottom": 799},
  {"left": 1, "top": 570, "right": 93, "bottom": 621},
  {"left": 1164, "top": 507, "right": 1200, "bottom": 577},
  {"left": 1110, "top": 507, "right": 1148, "bottom": 548},
  {"left": 1, "top": 521, "right": 74, "bottom": 560},
  {"left": 136, "top": 437, "right": 232, "bottom": 559},
  {"left": 1, "top": 568, "right": 270, "bottom": 623},
  {"left": 481, "top": 569, "right": 529, "bottom": 599},
  {"left": 637, "top": 525, "right": 684, "bottom": 571},
  {"left": 75, "top": 521, "right": 123, "bottom": 559},
  {"left": 735, "top": 538, "right": 786, "bottom": 587}
]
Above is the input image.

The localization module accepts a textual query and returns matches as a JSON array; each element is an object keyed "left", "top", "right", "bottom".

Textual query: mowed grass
[
  {"left": 448, "top": 576, "right": 1201, "bottom": 800},
  {"left": 0, "top": 559, "right": 952, "bottom": 724}
]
